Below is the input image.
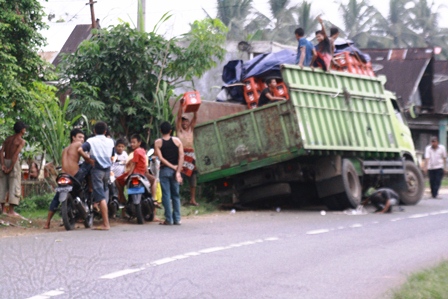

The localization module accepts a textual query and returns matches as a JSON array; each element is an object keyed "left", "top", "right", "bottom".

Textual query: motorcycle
[
  {"left": 124, "top": 149, "right": 156, "bottom": 224},
  {"left": 107, "top": 171, "right": 120, "bottom": 218},
  {"left": 56, "top": 172, "right": 93, "bottom": 230}
]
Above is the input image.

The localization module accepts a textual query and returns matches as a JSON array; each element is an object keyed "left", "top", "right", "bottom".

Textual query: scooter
[
  {"left": 124, "top": 149, "right": 155, "bottom": 224},
  {"left": 56, "top": 172, "right": 93, "bottom": 230}
]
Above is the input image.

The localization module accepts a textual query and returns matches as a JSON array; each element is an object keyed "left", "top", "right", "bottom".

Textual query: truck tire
[
  {"left": 337, "top": 159, "right": 362, "bottom": 209},
  {"left": 398, "top": 161, "right": 424, "bottom": 205}
]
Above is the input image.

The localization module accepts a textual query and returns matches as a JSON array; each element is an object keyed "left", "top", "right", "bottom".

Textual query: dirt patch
[{"left": 0, "top": 214, "right": 147, "bottom": 238}]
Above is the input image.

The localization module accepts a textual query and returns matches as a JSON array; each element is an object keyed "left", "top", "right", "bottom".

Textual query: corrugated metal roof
[
  {"left": 52, "top": 24, "right": 92, "bottom": 67},
  {"left": 363, "top": 48, "right": 434, "bottom": 109},
  {"left": 433, "top": 61, "right": 448, "bottom": 114}
]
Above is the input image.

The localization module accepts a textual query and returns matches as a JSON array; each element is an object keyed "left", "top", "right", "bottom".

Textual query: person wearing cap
[
  {"left": 423, "top": 136, "right": 447, "bottom": 199},
  {"left": 0, "top": 121, "right": 28, "bottom": 216},
  {"left": 176, "top": 100, "right": 199, "bottom": 206}
]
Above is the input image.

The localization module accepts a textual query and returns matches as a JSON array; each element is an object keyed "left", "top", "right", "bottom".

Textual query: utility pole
[
  {"left": 86, "top": 0, "right": 97, "bottom": 29},
  {"left": 137, "top": 0, "right": 146, "bottom": 32}
]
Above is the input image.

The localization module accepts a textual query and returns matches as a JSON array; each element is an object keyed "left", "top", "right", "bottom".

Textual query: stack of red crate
[
  {"left": 332, "top": 52, "right": 375, "bottom": 76},
  {"left": 242, "top": 77, "right": 260, "bottom": 109},
  {"left": 243, "top": 78, "right": 290, "bottom": 108}
]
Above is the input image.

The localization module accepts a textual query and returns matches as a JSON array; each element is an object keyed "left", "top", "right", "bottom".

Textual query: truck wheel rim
[{"left": 406, "top": 171, "right": 418, "bottom": 195}]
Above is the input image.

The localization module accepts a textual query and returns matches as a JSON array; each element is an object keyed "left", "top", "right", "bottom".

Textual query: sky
[{"left": 38, "top": 0, "right": 448, "bottom": 52}]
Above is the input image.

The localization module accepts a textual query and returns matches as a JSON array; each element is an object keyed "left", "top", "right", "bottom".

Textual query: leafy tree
[
  {"left": 0, "top": 0, "right": 54, "bottom": 120},
  {"left": 59, "top": 18, "right": 227, "bottom": 143}
]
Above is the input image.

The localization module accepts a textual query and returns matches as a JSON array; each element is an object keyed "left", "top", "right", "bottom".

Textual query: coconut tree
[
  {"left": 339, "top": 0, "right": 382, "bottom": 48},
  {"left": 216, "top": 0, "right": 253, "bottom": 40}
]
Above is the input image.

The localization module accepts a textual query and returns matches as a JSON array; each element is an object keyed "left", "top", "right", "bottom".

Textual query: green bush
[{"left": 16, "top": 193, "right": 54, "bottom": 213}]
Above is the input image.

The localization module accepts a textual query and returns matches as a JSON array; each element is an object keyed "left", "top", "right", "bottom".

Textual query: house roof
[
  {"left": 433, "top": 61, "right": 448, "bottom": 114},
  {"left": 363, "top": 48, "right": 434, "bottom": 109},
  {"left": 38, "top": 51, "right": 59, "bottom": 64},
  {"left": 52, "top": 24, "right": 92, "bottom": 67}
]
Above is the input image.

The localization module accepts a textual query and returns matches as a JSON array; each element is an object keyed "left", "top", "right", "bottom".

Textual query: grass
[
  {"left": 425, "top": 177, "right": 448, "bottom": 188},
  {"left": 392, "top": 261, "right": 448, "bottom": 299}
]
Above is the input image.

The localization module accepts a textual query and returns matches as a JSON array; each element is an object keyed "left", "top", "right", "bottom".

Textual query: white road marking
[
  {"left": 199, "top": 247, "right": 228, "bottom": 253},
  {"left": 184, "top": 252, "right": 201, "bottom": 256},
  {"left": 408, "top": 213, "right": 429, "bottom": 219},
  {"left": 391, "top": 218, "right": 404, "bottom": 222},
  {"left": 26, "top": 289, "right": 65, "bottom": 299},
  {"left": 150, "top": 257, "right": 178, "bottom": 266},
  {"left": 100, "top": 268, "right": 144, "bottom": 279},
  {"left": 306, "top": 229, "right": 330, "bottom": 235},
  {"left": 350, "top": 224, "right": 362, "bottom": 228},
  {"left": 264, "top": 237, "right": 279, "bottom": 241},
  {"left": 439, "top": 210, "right": 448, "bottom": 214}
]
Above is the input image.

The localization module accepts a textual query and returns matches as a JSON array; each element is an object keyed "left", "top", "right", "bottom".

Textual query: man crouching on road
[
  {"left": 362, "top": 188, "right": 400, "bottom": 213},
  {"left": 0, "top": 121, "right": 27, "bottom": 216},
  {"left": 78, "top": 122, "right": 115, "bottom": 230}
]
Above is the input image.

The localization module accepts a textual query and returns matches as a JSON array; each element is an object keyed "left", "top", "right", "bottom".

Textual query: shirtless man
[
  {"left": 176, "top": 99, "right": 199, "bottom": 206},
  {"left": 0, "top": 121, "right": 27, "bottom": 216},
  {"left": 44, "top": 129, "right": 87, "bottom": 228}
]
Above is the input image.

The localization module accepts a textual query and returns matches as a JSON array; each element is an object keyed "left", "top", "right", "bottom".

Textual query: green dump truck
[{"left": 194, "top": 65, "right": 424, "bottom": 209}]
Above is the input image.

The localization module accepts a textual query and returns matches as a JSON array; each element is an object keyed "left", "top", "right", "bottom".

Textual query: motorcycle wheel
[
  {"left": 142, "top": 199, "right": 154, "bottom": 222},
  {"left": 108, "top": 199, "right": 118, "bottom": 218},
  {"left": 134, "top": 203, "right": 144, "bottom": 224},
  {"left": 61, "top": 193, "right": 76, "bottom": 231},
  {"left": 84, "top": 213, "right": 93, "bottom": 228}
]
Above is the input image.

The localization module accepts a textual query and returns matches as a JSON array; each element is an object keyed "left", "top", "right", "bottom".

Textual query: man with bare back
[
  {"left": 176, "top": 99, "right": 199, "bottom": 206},
  {"left": 0, "top": 121, "right": 27, "bottom": 216},
  {"left": 44, "top": 129, "right": 88, "bottom": 228}
]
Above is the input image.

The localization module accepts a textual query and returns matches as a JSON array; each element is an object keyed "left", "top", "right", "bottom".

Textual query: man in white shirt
[{"left": 423, "top": 136, "right": 447, "bottom": 199}]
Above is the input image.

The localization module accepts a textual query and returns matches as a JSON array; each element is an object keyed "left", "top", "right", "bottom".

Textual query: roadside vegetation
[{"left": 392, "top": 261, "right": 448, "bottom": 299}]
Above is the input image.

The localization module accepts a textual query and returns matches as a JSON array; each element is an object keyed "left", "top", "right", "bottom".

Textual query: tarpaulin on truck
[{"left": 222, "top": 49, "right": 296, "bottom": 84}]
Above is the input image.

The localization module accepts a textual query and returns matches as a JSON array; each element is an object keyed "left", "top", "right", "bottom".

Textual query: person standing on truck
[
  {"left": 176, "top": 100, "right": 199, "bottom": 206},
  {"left": 311, "top": 16, "right": 332, "bottom": 71},
  {"left": 155, "top": 122, "right": 184, "bottom": 225},
  {"left": 294, "top": 27, "right": 315, "bottom": 67},
  {"left": 423, "top": 136, "right": 447, "bottom": 199},
  {"left": 0, "top": 121, "right": 27, "bottom": 216},
  {"left": 258, "top": 78, "right": 287, "bottom": 107},
  {"left": 329, "top": 27, "right": 339, "bottom": 54}
]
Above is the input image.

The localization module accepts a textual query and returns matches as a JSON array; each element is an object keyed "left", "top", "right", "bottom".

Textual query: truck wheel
[
  {"left": 398, "top": 161, "right": 424, "bottom": 205},
  {"left": 338, "top": 159, "right": 362, "bottom": 209}
]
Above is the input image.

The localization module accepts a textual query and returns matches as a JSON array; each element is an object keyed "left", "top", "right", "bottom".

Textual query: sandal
[{"left": 159, "top": 221, "right": 172, "bottom": 226}]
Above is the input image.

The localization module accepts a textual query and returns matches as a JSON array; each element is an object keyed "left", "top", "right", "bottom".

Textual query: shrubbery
[{"left": 15, "top": 193, "right": 53, "bottom": 213}]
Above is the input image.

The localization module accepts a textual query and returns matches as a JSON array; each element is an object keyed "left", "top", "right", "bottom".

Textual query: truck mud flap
[{"left": 240, "top": 183, "right": 291, "bottom": 203}]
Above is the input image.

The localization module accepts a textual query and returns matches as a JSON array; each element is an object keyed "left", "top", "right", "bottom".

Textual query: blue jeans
[
  {"left": 159, "top": 167, "right": 181, "bottom": 224},
  {"left": 91, "top": 167, "right": 110, "bottom": 203}
]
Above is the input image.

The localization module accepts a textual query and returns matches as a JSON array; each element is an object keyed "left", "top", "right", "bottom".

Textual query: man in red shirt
[{"left": 115, "top": 134, "right": 148, "bottom": 204}]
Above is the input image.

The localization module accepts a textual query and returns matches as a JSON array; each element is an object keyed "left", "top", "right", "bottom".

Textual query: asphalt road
[{"left": 2, "top": 195, "right": 448, "bottom": 299}]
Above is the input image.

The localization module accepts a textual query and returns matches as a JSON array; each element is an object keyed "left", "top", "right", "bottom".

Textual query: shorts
[
  {"left": 0, "top": 159, "right": 21, "bottom": 205},
  {"left": 181, "top": 171, "right": 197, "bottom": 188},
  {"left": 91, "top": 167, "right": 110, "bottom": 203}
]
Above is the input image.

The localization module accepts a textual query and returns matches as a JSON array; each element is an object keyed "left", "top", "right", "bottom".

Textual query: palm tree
[
  {"left": 216, "top": 0, "right": 253, "bottom": 40},
  {"left": 408, "top": 0, "right": 448, "bottom": 58},
  {"left": 339, "top": 0, "right": 382, "bottom": 48},
  {"left": 248, "top": 0, "right": 317, "bottom": 44},
  {"left": 372, "top": 0, "right": 420, "bottom": 48}
]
